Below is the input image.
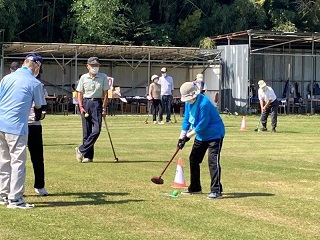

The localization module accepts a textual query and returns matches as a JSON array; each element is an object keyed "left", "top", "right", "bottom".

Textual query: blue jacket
[{"left": 181, "top": 94, "right": 225, "bottom": 141}]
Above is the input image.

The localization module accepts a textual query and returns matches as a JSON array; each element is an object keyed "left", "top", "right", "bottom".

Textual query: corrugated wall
[{"left": 218, "top": 45, "right": 249, "bottom": 114}]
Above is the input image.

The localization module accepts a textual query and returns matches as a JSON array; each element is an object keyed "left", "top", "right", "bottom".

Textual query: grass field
[{"left": 0, "top": 113, "right": 319, "bottom": 240}]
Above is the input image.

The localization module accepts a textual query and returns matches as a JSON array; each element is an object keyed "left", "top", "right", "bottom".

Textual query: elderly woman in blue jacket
[{"left": 177, "top": 82, "right": 225, "bottom": 199}]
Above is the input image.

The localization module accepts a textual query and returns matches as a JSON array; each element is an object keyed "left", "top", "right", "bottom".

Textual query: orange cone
[
  {"left": 172, "top": 157, "right": 187, "bottom": 188},
  {"left": 240, "top": 116, "right": 247, "bottom": 131}
]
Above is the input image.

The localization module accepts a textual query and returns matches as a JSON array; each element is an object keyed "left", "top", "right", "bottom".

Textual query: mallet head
[{"left": 151, "top": 176, "right": 164, "bottom": 184}]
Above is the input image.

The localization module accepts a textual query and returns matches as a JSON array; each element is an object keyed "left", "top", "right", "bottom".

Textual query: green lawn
[{"left": 0, "top": 113, "right": 319, "bottom": 240}]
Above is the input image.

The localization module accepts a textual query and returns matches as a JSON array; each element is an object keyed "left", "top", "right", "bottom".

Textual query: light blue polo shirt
[
  {"left": 76, "top": 72, "right": 110, "bottom": 98},
  {"left": 0, "top": 67, "right": 46, "bottom": 135}
]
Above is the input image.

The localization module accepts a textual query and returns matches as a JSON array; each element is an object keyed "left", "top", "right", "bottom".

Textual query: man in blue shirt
[
  {"left": 0, "top": 53, "right": 46, "bottom": 209},
  {"left": 177, "top": 82, "right": 225, "bottom": 199}
]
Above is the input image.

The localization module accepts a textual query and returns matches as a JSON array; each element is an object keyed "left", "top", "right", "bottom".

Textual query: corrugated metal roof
[{"left": 2, "top": 42, "right": 221, "bottom": 62}]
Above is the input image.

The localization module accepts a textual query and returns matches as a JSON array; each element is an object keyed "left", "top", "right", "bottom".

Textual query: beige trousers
[{"left": 0, "top": 131, "right": 27, "bottom": 201}]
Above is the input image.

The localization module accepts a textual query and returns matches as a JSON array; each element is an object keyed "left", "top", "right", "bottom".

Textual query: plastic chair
[{"left": 278, "top": 99, "right": 287, "bottom": 114}]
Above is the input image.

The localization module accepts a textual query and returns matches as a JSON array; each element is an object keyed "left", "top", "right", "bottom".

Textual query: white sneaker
[
  {"left": 158, "top": 121, "right": 164, "bottom": 124},
  {"left": 153, "top": 121, "right": 157, "bottom": 124},
  {"left": 34, "top": 188, "right": 48, "bottom": 196},
  {"left": 7, "top": 198, "right": 35, "bottom": 209},
  {"left": 75, "top": 147, "right": 83, "bottom": 162},
  {"left": 82, "top": 158, "right": 93, "bottom": 163},
  {"left": 181, "top": 190, "right": 202, "bottom": 195},
  {"left": 0, "top": 196, "right": 8, "bottom": 205}
]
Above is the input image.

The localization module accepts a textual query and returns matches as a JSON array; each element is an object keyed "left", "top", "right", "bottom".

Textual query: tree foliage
[{"left": 1, "top": 0, "right": 320, "bottom": 46}]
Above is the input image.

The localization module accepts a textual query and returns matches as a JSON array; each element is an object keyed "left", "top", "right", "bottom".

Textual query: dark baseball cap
[
  {"left": 87, "top": 57, "right": 100, "bottom": 65},
  {"left": 25, "top": 53, "right": 43, "bottom": 64}
]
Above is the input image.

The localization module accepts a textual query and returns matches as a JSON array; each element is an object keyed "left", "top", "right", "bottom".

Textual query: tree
[
  {"left": 0, "top": 0, "right": 26, "bottom": 41},
  {"left": 295, "top": 0, "right": 320, "bottom": 31},
  {"left": 176, "top": 9, "right": 202, "bottom": 46},
  {"left": 70, "top": 0, "right": 128, "bottom": 44}
]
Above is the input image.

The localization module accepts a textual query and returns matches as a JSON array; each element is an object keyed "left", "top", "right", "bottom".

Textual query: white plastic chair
[{"left": 278, "top": 99, "right": 287, "bottom": 114}]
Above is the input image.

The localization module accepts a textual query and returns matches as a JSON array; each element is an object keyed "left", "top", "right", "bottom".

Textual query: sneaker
[
  {"left": 153, "top": 121, "right": 157, "bottom": 124},
  {"left": 75, "top": 147, "right": 83, "bottom": 162},
  {"left": 271, "top": 128, "right": 276, "bottom": 133},
  {"left": 82, "top": 158, "right": 93, "bottom": 163},
  {"left": 158, "top": 121, "right": 164, "bottom": 124},
  {"left": 260, "top": 127, "right": 267, "bottom": 132},
  {"left": 34, "top": 188, "right": 48, "bottom": 196},
  {"left": 0, "top": 196, "right": 8, "bottom": 205},
  {"left": 207, "top": 192, "right": 222, "bottom": 199},
  {"left": 181, "top": 189, "right": 202, "bottom": 195},
  {"left": 7, "top": 198, "right": 35, "bottom": 209}
]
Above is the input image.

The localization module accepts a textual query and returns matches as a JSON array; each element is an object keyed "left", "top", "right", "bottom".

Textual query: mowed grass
[{"left": 0, "top": 113, "right": 319, "bottom": 240}]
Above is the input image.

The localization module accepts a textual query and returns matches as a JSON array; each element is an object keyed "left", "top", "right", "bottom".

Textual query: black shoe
[{"left": 260, "top": 127, "right": 267, "bottom": 132}]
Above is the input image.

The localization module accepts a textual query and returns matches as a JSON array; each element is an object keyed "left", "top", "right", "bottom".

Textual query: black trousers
[
  {"left": 28, "top": 125, "right": 45, "bottom": 189},
  {"left": 151, "top": 99, "right": 162, "bottom": 121},
  {"left": 79, "top": 98, "right": 102, "bottom": 159},
  {"left": 261, "top": 99, "right": 279, "bottom": 129},
  {"left": 188, "top": 138, "right": 223, "bottom": 193},
  {"left": 160, "top": 95, "right": 173, "bottom": 122}
]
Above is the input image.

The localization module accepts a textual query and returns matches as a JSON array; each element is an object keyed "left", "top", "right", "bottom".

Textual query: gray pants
[
  {"left": 0, "top": 132, "right": 27, "bottom": 201},
  {"left": 261, "top": 100, "right": 279, "bottom": 129}
]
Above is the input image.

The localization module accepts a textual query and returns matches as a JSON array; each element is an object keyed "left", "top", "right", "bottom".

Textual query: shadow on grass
[
  {"left": 93, "top": 160, "right": 168, "bottom": 163},
  {"left": 34, "top": 191, "right": 145, "bottom": 208},
  {"left": 44, "top": 143, "right": 76, "bottom": 146},
  {"left": 223, "top": 192, "right": 275, "bottom": 198}
]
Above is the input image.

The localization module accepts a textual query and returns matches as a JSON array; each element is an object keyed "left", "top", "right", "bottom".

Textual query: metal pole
[
  {"left": 247, "top": 32, "right": 251, "bottom": 114},
  {"left": 311, "top": 37, "right": 315, "bottom": 114},
  {"left": 0, "top": 29, "right": 5, "bottom": 79},
  {"left": 74, "top": 47, "right": 78, "bottom": 85},
  {"left": 0, "top": 46, "right": 4, "bottom": 79}
]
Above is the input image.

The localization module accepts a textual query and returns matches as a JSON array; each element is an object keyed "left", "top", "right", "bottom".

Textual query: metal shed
[{"left": 212, "top": 29, "right": 320, "bottom": 114}]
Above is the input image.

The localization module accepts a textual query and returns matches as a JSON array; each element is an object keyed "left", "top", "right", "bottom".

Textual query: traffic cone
[
  {"left": 172, "top": 157, "right": 187, "bottom": 188},
  {"left": 240, "top": 116, "right": 247, "bottom": 131}
]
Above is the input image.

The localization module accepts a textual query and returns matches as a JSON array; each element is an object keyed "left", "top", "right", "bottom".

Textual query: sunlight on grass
[{"left": 0, "top": 114, "right": 319, "bottom": 239}]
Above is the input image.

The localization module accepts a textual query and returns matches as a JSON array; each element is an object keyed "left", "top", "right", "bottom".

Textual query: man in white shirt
[
  {"left": 158, "top": 67, "right": 174, "bottom": 123},
  {"left": 258, "top": 80, "right": 279, "bottom": 133}
]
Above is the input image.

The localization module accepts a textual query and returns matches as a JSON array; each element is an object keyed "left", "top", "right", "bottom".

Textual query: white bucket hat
[
  {"left": 180, "top": 82, "right": 200, "bottom": 102},
  {"left": 196, "top": 73, "right": 203, "bottom": 82},
  {"left": 151, "top": 75, "right": 159, "bottom": 81},
  {"left": 258, "top": 80, "right": 267, "bottom": 89}
]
